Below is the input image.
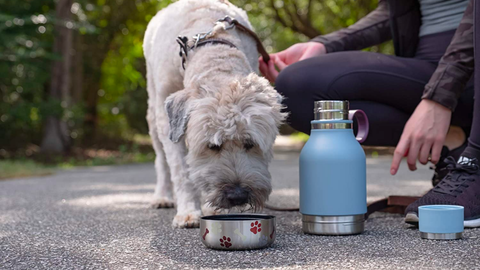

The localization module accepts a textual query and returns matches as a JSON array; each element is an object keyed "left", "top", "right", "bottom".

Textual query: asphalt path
[{"left": 1, "top": 152, "right": 479, "bottom": 269}]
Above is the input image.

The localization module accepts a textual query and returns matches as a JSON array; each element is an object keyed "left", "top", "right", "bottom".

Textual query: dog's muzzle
[{"left": 224, "top": 185, "right": 249, "bottom": 206}]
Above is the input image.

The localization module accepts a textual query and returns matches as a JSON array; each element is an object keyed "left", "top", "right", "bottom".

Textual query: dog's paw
[
  {"left": 172, "top": 211, "right": 201, "bottom": 228},
  {"left": 150, "top": 198, "right": 175, "bottom": 209}
]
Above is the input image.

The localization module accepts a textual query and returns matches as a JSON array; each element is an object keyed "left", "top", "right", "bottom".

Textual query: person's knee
[
  {"left": 275, "top": 65, "right": 308, "bottom": 114},
  {"left": 275, "top": 59, "right": 332, "bottom": 100},
  {"left": 274, "top": 63, "right": 317, "bottom": 134},
  {"left": 275, "top": 65, "right": 298, "bottom": 98}
]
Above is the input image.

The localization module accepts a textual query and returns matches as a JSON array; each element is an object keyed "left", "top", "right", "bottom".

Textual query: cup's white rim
[{"left": 419, "top": 205, "right": 464, "bottom": 211}]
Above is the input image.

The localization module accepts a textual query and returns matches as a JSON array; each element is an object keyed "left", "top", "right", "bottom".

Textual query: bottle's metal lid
[{"left": 314, "top": 100, "right": 349, "bottom": 121}]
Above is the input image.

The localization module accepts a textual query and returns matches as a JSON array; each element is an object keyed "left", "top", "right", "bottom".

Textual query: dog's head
[{"left": 165, "top": 73, "right": 286, "bottom": 211}]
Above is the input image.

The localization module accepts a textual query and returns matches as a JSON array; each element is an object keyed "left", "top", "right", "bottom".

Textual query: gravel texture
[{"left": 1, "top": 152, "right": 479, "bottom": 269}]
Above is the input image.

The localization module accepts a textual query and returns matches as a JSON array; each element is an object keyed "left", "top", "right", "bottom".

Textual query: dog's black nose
[{"left": 226, "top": 186, "right": 249, "bottom": 206}]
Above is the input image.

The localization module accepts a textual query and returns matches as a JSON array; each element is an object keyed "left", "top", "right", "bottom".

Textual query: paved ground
[{"left": 1, "top": 151, "right": 479, "bottom": 270}]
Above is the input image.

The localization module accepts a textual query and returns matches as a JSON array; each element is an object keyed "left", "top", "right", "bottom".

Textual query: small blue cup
[{"left": 419, "top": 205, "right": 464, "bottom": 240}]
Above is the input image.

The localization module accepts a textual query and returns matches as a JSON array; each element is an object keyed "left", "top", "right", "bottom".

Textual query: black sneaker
[
  {"left": 431, "top": 142, "right": 467, "bottom": 187},
  {"left": 405, "top": 156, "right": 480, "bottom": 228}
]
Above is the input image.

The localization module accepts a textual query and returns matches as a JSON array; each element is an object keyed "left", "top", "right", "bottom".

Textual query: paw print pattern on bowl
[
  {"left": 200, "top": 214, "right": 275, "bottom": 250},
  {"left": 250, "top": 221, "right": 262, "bottom": 234},
  {"left": 219, "top": 236, "right": 232, "bottom": 248}
]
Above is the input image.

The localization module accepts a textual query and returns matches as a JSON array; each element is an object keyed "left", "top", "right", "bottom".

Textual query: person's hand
[
  {"left": 259, "top": 42, "right": 326, "bottom": 83},
  {"left": 390, "top": 99, "right": 452, "bottom": 175}
]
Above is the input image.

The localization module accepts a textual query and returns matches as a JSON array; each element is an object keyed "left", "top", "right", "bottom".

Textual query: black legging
[
  {"left": 275, "top": 30, "right": 475, "bottom": 147},
  {"left": 472, "top": 0, "right": 480, "bottom": 151}
]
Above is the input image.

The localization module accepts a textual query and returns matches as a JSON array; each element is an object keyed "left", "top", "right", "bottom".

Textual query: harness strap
[
  {"left": 177, "top": 16, "right": 270, "bottom": 70},
  {"left": 177, "top": 37, "right": 238, "bottom": 70},
  {"left": 218, "top": 16, "right": 270, "bottom": 63},
  {"left": 194, "top": 38, "right": 237, "bottom": 50}
]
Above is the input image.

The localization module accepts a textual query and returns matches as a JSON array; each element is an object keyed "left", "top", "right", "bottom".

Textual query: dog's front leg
[{"left": 160, "top": 134, "right": 201, "bottom": 228}]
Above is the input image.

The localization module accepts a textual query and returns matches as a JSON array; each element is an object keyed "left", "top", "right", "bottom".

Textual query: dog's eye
[
  {"left": 244, "top": 140, "right": 255, "bottom": 151},
  {"left": 208, "top": 143, "right": 222, "bottom": 151}
]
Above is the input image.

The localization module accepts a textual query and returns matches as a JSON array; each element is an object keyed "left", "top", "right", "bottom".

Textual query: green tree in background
[
  {"left": 0, "top": 0, "right": 55, "bottom": 152},
  {"left": 0, "top": 0, "right": 390, "bottom": 157},
  {"left": 40, "top": 0, "right": 74, "bottom": 153}
]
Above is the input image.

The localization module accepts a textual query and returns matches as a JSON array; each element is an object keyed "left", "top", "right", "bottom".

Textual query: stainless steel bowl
[{"left": 200, "top": 214, "right": 276, "bottom": 250}]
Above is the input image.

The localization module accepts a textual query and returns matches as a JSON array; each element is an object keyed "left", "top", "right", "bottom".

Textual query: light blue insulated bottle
[{"left": 300, "top": 100, "right": 369, "bottom": 235}]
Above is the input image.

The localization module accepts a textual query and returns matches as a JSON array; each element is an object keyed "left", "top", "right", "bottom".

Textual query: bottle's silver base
[
  {"left": 420, "top": 232, "right": 462, "bottom": 240},
  {"left": 302, "top": 214, "right": 364, "bottom": 235}
]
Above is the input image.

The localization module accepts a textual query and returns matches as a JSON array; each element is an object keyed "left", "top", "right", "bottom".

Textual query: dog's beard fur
[
  {"left": 188, "top": 142, "right": 272, "bottom": 211},
  {"left": 184, "top": 73, "right": 286, "bottom": 211}
]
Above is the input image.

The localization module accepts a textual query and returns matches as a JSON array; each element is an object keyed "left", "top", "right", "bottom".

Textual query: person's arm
[
  {"left": 390, "top": 0, "right": 474, "bottom": 175},
  {"left": 311, "top": 0, "right": 391, "bottom": 53},
  {"left": 422, "top": 0, "right": 474, "bottom": 111},
  {"left": 260, "top": 0, "right": 391, "bottom": 82}
]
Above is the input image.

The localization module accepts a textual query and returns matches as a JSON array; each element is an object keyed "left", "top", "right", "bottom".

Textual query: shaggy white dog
[{"left": 143, "top": 0, "right": 285, "bottom": 228}]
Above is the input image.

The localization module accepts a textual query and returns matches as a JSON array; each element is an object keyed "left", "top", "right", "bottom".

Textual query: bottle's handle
[{"left": 348, "top": 110, "right": 369, "bottom": 143}]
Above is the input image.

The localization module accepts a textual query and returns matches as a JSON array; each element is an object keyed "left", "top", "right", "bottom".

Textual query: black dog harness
[{"left": 176, "top": 16, "right": 270, "bottom": 70}]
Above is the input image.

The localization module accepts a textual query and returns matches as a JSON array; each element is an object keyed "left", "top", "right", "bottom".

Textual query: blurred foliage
[
  {"left": 0, "top": 0, "right": 392, "bottom": 157},
  {"left": 232, "top": 0, "right": 393, "bottom": 54},
  {"left": 0, "top": 0, "right": 55, "bottom": 149}
]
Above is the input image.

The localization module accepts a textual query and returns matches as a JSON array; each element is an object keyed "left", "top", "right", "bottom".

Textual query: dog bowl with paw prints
[{"left": 200, "top": 214, "right": 276, "bottom": 250}]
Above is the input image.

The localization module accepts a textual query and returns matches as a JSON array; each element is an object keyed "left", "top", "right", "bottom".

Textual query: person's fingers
[
  {"left": 259, "top": 59, "right": 269, "bottom": 78},
  {"left": 418, "top": 140, "right": 433, "bottom": 165},
  {"left": 406, "top": 136, "right": 422, "bottom": 171},
  {"left": 259, "top": 57, "right": 267, "bottom": 73},
  {"left": 299, "top": 45, "right": 323, "bottom": 61},
  {"left": 274, "top": 56, "right": 288, "bottom": 71},
  {"left": 391, "top": 137, "right": 409, "bottom": 175},
  {"left": 259, "top": 60, "right": 267, "bottom": 74},
  {"left": 272, "top": 51, "right": 288, "bottom": 64},
  {"left": 267, "top": 56, "right": 279, "bottom": 82},
  {"left": 299, "top": 48, "right": 315, "bottom": 61},
  {"left": 431, "top": 138, "right": 444, "bottom": 164},
  {"left": 259, "top": 57, "right": 276, "bottom": 83}
]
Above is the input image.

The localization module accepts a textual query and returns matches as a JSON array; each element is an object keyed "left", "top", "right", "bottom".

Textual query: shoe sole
[
  {"left": 405, "top": 212, "right": 419, "bottom": 226},
  {"left": 405, "top": 212, "right": 480, "bottom": 228},
  {"left": 464, "top": 219, "right": 480, "bottom": 228}
]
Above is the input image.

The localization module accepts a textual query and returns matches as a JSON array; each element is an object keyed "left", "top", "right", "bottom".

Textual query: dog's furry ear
[{"left": 165, "top": 90, "right": 191, "bottom": 143}]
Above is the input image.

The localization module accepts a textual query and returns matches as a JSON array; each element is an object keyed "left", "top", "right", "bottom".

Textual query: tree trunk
[
  {"left": 82, "top": 78, "right": 100, "bottom": 145},
  {"left": 71, "top": 32, "right": 83, "bottom": 104},
  {"left": 40, "top": 0, "right": 73, "bottom": 154},
  {"left": 81, "top": 36, "right": 109, "bottom": 145}
]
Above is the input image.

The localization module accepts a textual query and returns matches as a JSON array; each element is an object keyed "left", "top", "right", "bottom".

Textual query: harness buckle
[
  {"left": 217, "top": 15, "right": 236, "bottom": 30},
  {"left": 177, "top": 15, "right": 240, "bottom": 70}
]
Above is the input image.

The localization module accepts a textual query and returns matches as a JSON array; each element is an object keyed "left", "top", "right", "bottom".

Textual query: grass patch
[
  {"left": 56, "top": 149, "right": 155, "bottom": 168},
  {"left": 1, "top": 139, "right": 156, "bottom": 180},
  {"left": 0, "top": 160, "right": 53, "bottom": 180},
  {"left": 0, "top": 150, "right": 155, "bottom": 180}
]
